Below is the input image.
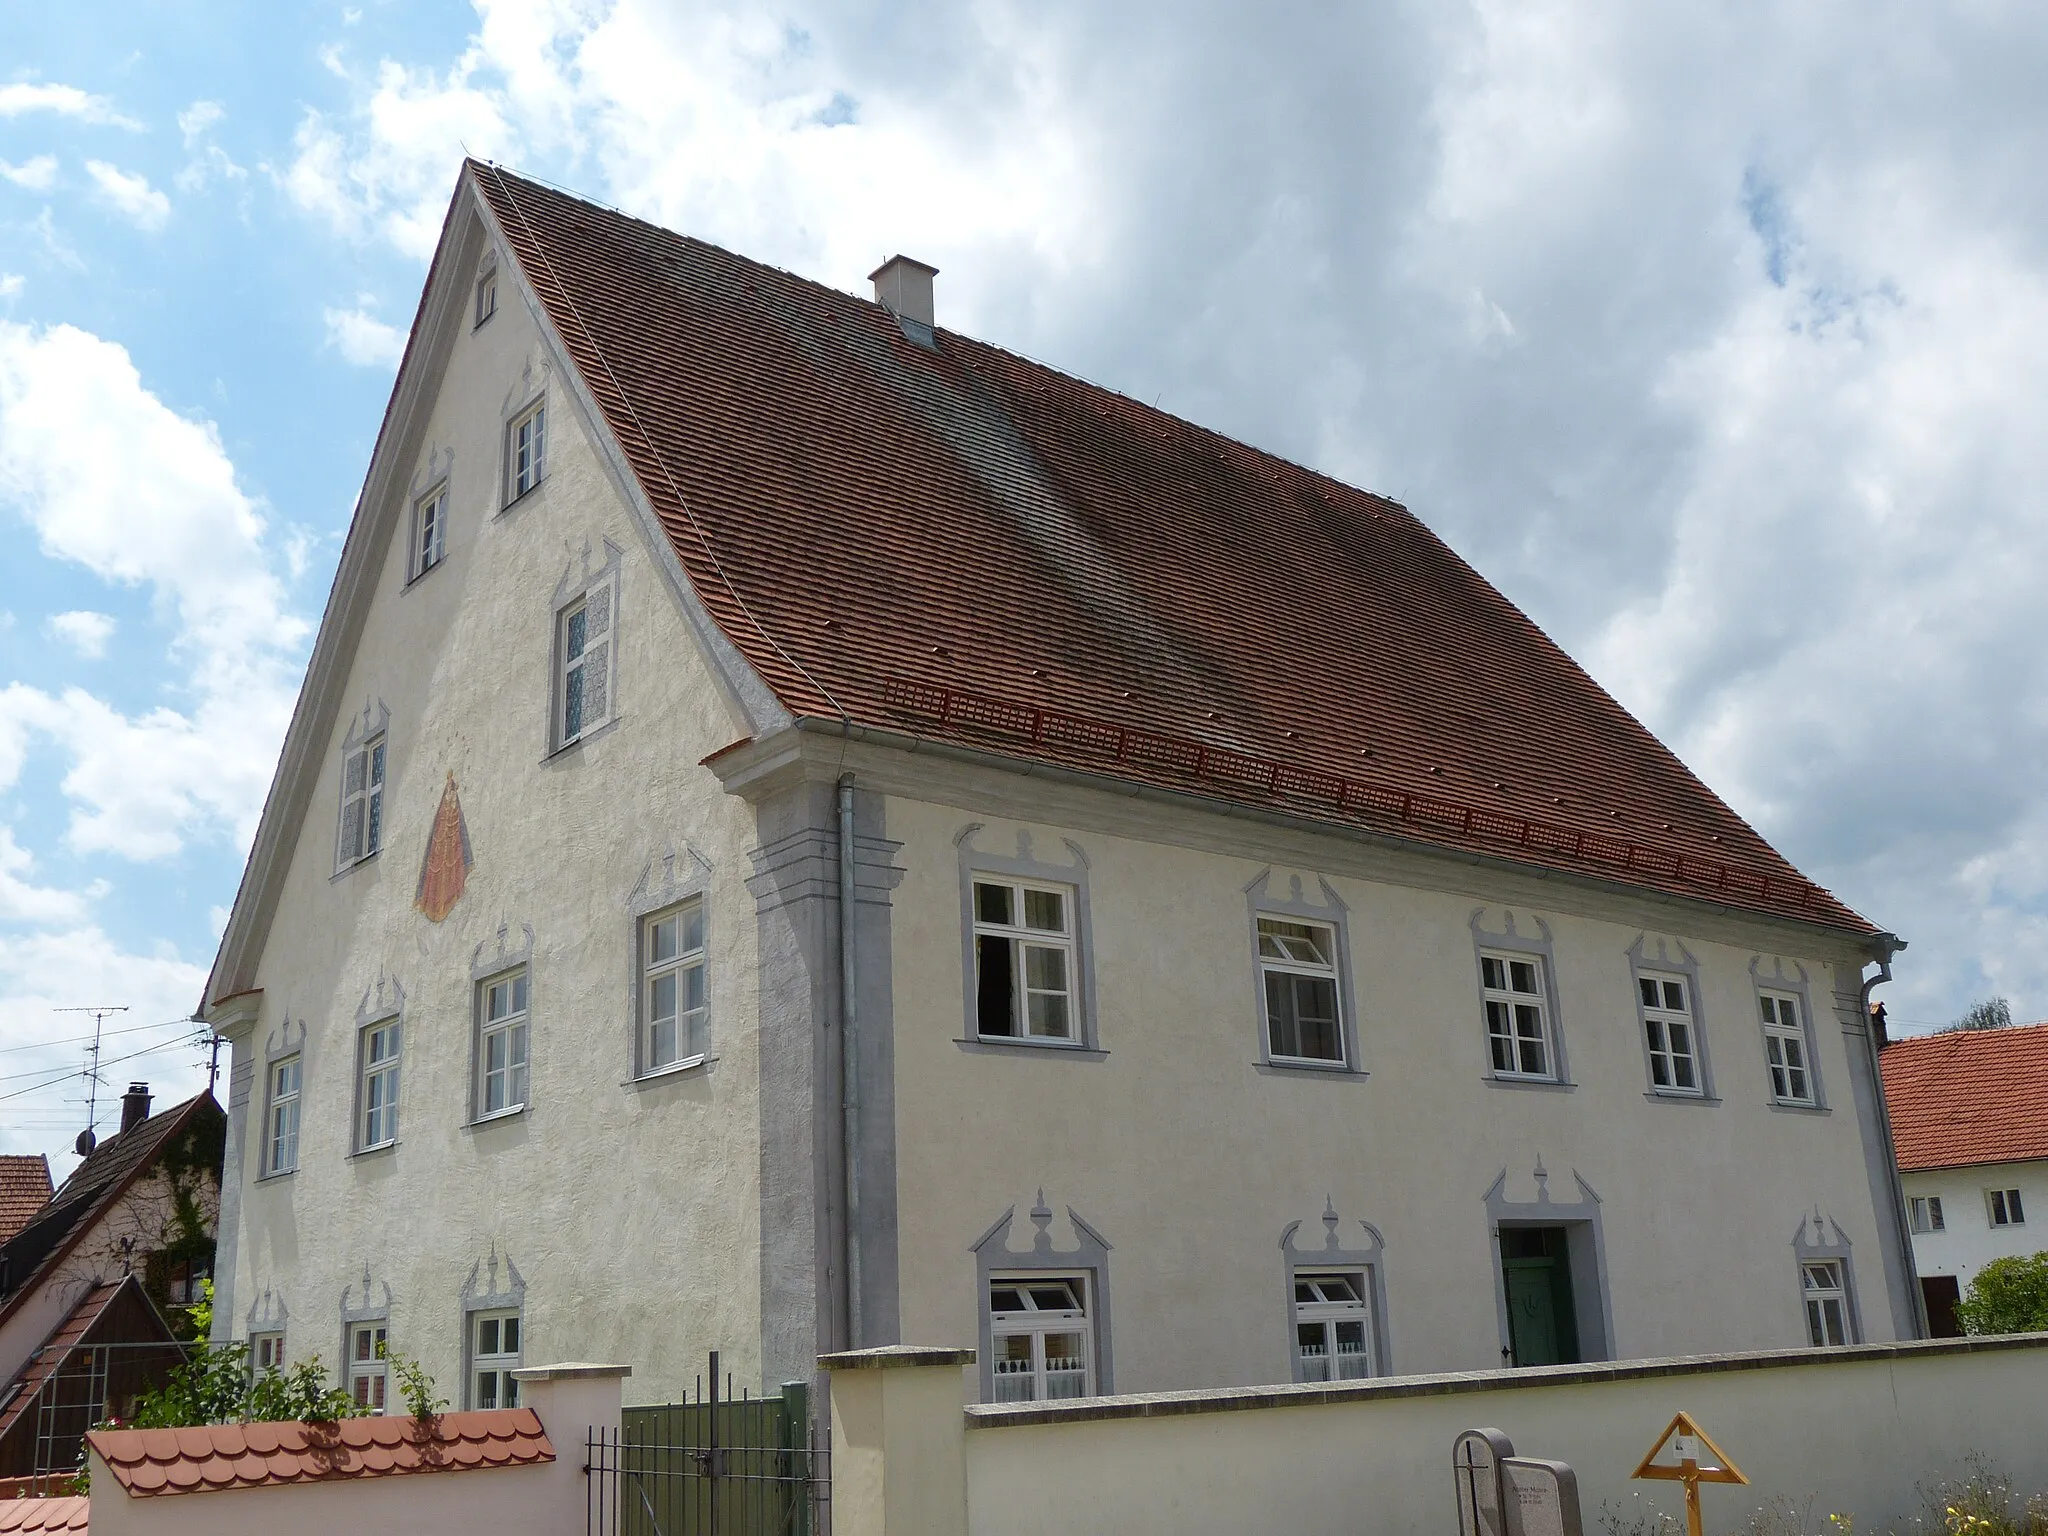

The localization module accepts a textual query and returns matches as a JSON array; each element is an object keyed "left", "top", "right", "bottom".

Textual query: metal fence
[
  {"left": 0, "top": 1337, "right": 198, "bottom": 1489},
  {"left": 587, "top": 1353, "right": 828, "bottom": 1536}
]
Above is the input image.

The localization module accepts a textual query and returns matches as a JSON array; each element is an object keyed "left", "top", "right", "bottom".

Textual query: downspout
[
  {"left": 1858, "top": 933, "right": 1926, "bottom": 1339},
  {"left": 837, "top": 773, "right": 863, "bottom": 1351}
]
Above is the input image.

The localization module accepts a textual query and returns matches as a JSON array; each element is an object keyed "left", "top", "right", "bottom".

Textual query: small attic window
[{"left": 475, "top": 265, "right": 498, "bottom": 328}]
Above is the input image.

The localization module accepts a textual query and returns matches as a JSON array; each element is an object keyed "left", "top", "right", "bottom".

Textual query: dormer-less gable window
[
  {"left": 475, "top": 265, "right": 498, "bottom": 327},
  {"left": 552, "top": 554, "right": 619, "bottom": 751},
  {"left": 508, "top": 401, "right": 546, "bottom": 503},
  {"left": 411, "top": 483, "right": 447, "bottom": 581},
  {"left": 337, "top": 732, "right": 386, "bottom": 869}
]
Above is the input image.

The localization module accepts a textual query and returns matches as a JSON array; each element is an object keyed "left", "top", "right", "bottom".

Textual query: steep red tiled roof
[
  {"left": 0, "top": 1497, "right": 87, "bottom": 1532},
  {"left": 90, "top": 1409, "right": 553, "bottom": 1496},
  {"left": 0, "top": 1160, "right": 50, "bottom": 1246},
  {"left": 469, "top": 164, "right": 1872, "bottom": 935},
  {"left": 1882, "top": 1022, "right": 2048, "bottom": 1172}
]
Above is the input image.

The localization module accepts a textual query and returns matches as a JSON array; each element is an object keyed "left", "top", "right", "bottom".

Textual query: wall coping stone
[
  {"left": 963, "top": 1331, "right": 2048, "bottom": 1428},
  {"left": 821, "top": 1346, "right": 978, "bottom": 1371},
  {"left": 512, "top": 1362, "right": 634, "bottom": 1381}
]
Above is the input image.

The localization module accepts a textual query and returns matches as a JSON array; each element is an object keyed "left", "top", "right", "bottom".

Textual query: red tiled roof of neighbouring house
[
  {"left": 0, "top": 1159, "right": 51, "bottom": 1245},
  {"left": 466, "top": 163, "right": 1874, "bottom": 936},
  {"left": 1882, "top": 1021, "right": 2048, "bottom": 1172},
  {"left": 88, "top": 1408, "right": 554, "bottom": 1496},
  {"left": 0, "top": 1496, "right": 88, "bottom": 1532}
]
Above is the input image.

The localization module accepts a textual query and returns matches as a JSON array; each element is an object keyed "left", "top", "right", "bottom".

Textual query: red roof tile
[
  {"left": 468, "top": 163, "right": 1874, "bottom": 935},
  {"left": 0, "top": 1160, "right": 50, "bottom": 1246},
  {"left": 0, "top": 1497, "right": 87, "bottom": 1532},
  {"left": 1883, "top": 1022, "right": 2048, "bottom": 1172},
  {"left": 89, "top": 1409, "right": 553, "bottom": 1496}
]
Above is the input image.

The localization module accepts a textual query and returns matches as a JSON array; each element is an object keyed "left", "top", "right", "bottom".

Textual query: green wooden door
[{"left": 1503, "top": 1261, "right": 1563, "bottom": 1366}]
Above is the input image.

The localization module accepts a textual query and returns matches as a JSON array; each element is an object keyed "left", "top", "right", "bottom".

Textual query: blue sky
[{"left": 6, "top": 1, "right": 2048, "bottom": 1170}]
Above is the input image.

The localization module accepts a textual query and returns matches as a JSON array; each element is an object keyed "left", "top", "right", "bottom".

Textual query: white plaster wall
[
  {"left": 220, "top": 214, "right": 766, "bottom": 1405},
  {"left": 1904, "top": 1159, "right": 2048, "bottom": 1289},
  {"left": 886, "top": 794, "right": 1896, "bottom": 1394},
  {"left": 956, "top": 1342, "right": 2048, "bottom": 1535}
]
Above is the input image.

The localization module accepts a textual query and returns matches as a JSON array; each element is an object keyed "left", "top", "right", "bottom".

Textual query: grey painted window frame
[
  {"left": 333, "top": 700, "right": 391, "bottom": 876},
  {"left": 474, "top": 258, "right": 498, "bottom": 329},
  {"left": 341, "top": 1266, "right": 393, "bottom": 1414},
  {"left": 244, "top": 1285, "right": 289, "bottom": 1361},
  {"left": 1752, "top": 957, "right": 1828, "bottom": 1112},
  {"left": 1793, "top": 1210, "right": 1863, "bottom": 1346},
  {"left": 461, "top": 1247, "right": 526, "bottom": 1410},
  {"left": 628, "top": 848, "right": 717, "bottom": 1081},
  {"left": 504, "top": 393, "right": 547, "bottom": 507},
  {"left": 970, "top": 1194, "right": 1114, "bottom": 1402},
  {"left": 257, "top": 1017, "right": 306, "bottom": 1179},
  {"left": 1280, "top": 1200, "right": 1392, "bottom": 1380},
  {"left": 468, "top": 924, "right": 536, "bottom": 1125},
  {"left": 1470, "top": 911, "right": 1574, "bottom": 1089},
  {"left": 955, "top": 826, "right": 1101, "bottom": 1056},
  {"left": 547, "top": 542, "right": 622, "bottom": 757},
  {"left": 350, "top": 980, "right": 404, "bottom": 1156},
  {"left": 1484, "top": 1161, "right": 1615, "bottom": 1365},
  {"left": 1247, "top": 872, "right": 1364, "bottom": 1076},
  {"left": 408, "top": 478, "right": 449, "bottom": 584},
  {"left": 1628, "top": 936, "right": 1717, "bottom": 1102}
]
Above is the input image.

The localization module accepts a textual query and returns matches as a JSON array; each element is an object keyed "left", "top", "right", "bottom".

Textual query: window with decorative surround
[
  {"left": 336, "top": 733, "right": 385, "bottom": 869},
  {"left": 356, "top": 1018, "right": 401, "bottom": 1151},
  {"left": 1760, "top": 992, "right": 1814, "bottom": 1105},
  {"left": 475, "top": 968, "right": 530, "bottom": 1119},
  {"left": 1293, "top": 1271, "right": 1373, "bottom": 1381},
  {"left": 475, "top": 266, "right": 497, "bottom": 327},
  {"left": 265, "top": 1055, "right": 301, "bottom": 1175},
  {"left": 470, "top": 1310, "right": 522, "bottom": 1409},
  {"left": 1909, "top": 1196, "right": 1945, "bottom": 1234},
  {"left": 1988, "top": 1187, "right": 2026, "bottom": 1227},
  {"left": 348, "top": 1322, "right": 389, "bottom": 1412},
  {"left": 972, "top": 879, "right": 1076, "bottom": 1042},
  {"left": 1638, "top": 972, "right": 1701, "bottom": 1094},
  {"left": 508, "top": 401, "right": 546, "bottom": 503},
  {"left": 1481, "top": 952, "right": 1554, "bottom": 1079},
  {"left": 1802, "top": 1261, "right": 1849, "bottom": 1346},
  {"left": 988, "top": 1276, "right": 1091, "bottom": 1402},
  {"left": 251, "top": 1332, "right": 286, "bottom": 1375},
  {"left": 412, "top": 483, "right": 447, "bottom": 579},
  {"left": 553, "top": 568, "right": 617, "bottom": 750},
  {"left": 1259, "top": 917, "right": 1343, "bottom": 1065},
  {"left": 642, "top": 901, "right": 707, "bottom": 1073}
]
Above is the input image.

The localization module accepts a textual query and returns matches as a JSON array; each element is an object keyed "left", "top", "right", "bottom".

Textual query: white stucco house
[
  {"left": 201, "top": 161, "right": 1920, "bottom": 1413},
  {"left": 1881, "top": 1020, "right": 2048, "bottom": 1336}
]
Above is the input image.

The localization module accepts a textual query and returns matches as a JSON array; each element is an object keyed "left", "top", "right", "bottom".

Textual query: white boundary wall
[{"left": 828, "top": 1336, "right": 2048, "bottom": 1536}]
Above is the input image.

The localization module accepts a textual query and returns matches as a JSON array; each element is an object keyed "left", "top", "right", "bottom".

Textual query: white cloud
[
  {"left": 0, "top": 156, "right": 59, "bottom": 192},
  {"left": 0, "top": 826, "right": 95, "bottom": 924},
  {"left": 0, "top": 322, "right": 308, "bottom": 858},
  {"left": 176, "top": 100, "right": 225, "bottom": 147},
  {"left": 322, "top": 302, "right": 407, "bottom": 368},
  {"left": 45, "top": 610, "right": 116, "bottom": 659},
  {"left": 84, "top": 162, "right": 171, "bottom": 231},
  {"left": 0, "top": 276, "right": 21, "bottom": 301},
  {"left": 0, "top": 83, "right": 140, "bottom": 129}
]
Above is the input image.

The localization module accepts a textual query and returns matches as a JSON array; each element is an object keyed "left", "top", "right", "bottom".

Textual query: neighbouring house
[
  {"left": 0, "top": 1159, "right": 53, "bottom": 1246},
  {"left": 0, "top": 1087, "right": 223, "bottom": 1481},
  {"left": 1881, "top": 1020, "right": 2048, "bottom": 1336},
  {"left": 201, "top": 160, "right": 1918, "bottom": 1416}
]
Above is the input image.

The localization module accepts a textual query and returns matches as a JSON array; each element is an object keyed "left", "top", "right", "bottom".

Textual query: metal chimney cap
[{"left": 868, "top": 255, "right": 939, "bottom": 331}]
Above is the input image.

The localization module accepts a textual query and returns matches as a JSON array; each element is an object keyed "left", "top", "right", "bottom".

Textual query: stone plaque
[
  {"left": 1453, "top": 1428, "right": 1516, "bottom": 1536},
  {"left": 1501, "top": 1458, "right": 1584, "bottom": 1536}
]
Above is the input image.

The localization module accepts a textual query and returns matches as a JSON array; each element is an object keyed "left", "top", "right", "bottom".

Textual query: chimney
[
  {"left": 121, "top": 1082, "right": 151, "bottom": 1134},
  {"left": 869, "top": 255, "right": 938, "bottom": 330}
]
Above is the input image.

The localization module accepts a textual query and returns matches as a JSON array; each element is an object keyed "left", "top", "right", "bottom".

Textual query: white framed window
[
  {"left": 1802, "top": 1261, "right": 1849, "bottom": 1347},
  {"left": 642, "top": 901, "right": 707, "bottom": 1073},
  {"left": 265, "top": 1055, "right": 301, "bottom": 1175},
  {"left": 1909, "top": 1196, "right": 1945, "bottom": 1234},
  {"left": 1258, "top": 917, "right": 1343, "bottom": 1065},
  {"left": 1988, "top": 1187, "right": 2026, "bottom": 1227},
  {"left": 475, "top": 267, "right": 497, "bottom": 326},
  {"left": 1292, "top": 1271, "right": 1373, "bottom": 1382},
  {"left": 470, "top": 1310, "right": 522, "bottom": 1409},
  {"left": 1481, "top": 952, "right": 1553, "bottom": 1079},
  {"left": 356, "top": 1019, "right": 401, "bottom": 1151},
  {"left": 988, "top": 1276, "right": 1091, "bottom": 1402},
  {"left": 1639, "top": 973, "right": 1701, "bottom": 1094},
  {"left": 251, "top": 1332, "right": 286, "bottom": 1375},
  {"left": 336, "top": 734, "right": 386, "bottom": 868},
  {"left": 972, "top": 879, "right": 1076, "bottom": 1041},
  {"left": 554, "top": 576, "right": 616, "bottom": 748},
  {"left": 348, "top": 1322, "right": 388, "bottom": 1412},
  {"left": 1760, "top": 992, "right": 1814, "bottom": 1104},
  {"left": 412, "top": 484, "right": 447, "bottom": 579},
  {"left": 476, "top": 969, "right": 531, "bottom": 1119},
  {"left": 508, "top": 401, "right": 546, "bottom": 502}
]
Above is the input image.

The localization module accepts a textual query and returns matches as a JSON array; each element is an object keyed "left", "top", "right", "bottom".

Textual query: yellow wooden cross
[{"left": 1632, "top": 1411, "right": 1747, "bottom": 1536}]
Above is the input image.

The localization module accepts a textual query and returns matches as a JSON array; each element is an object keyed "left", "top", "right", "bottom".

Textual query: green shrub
[
  {"left": 128, "top": 1345, "right": 365, "bottom": 1428},
  {"left": 1955, "top": 1253, "right": 2048, "bottom": 1336}
]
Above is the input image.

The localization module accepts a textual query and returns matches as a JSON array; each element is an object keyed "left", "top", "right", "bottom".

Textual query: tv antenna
[{"left": 54, "top": 1005, "right": 129, "bottom": 1156}]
